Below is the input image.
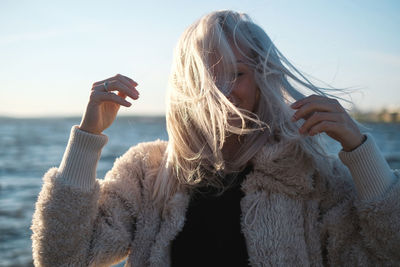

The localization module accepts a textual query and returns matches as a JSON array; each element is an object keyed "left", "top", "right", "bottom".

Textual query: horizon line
[{"left": 0, "top": 114, "right": 166, "bottom": 119}]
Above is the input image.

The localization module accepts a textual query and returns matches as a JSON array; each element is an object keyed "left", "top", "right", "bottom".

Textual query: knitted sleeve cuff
[
  {"left": 57, "top": 126, "right": 108, "bottom": 191},
  {"left": 339, "top": 133, "right": 396, "bottom": 201}
]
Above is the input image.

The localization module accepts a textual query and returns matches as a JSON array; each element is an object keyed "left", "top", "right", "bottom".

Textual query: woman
[{"left": 31, "top": 10, "right": 399, "bottom": 266}]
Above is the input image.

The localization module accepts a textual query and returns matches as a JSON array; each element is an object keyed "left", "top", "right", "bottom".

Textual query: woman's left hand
[{"left": 290, "top": 95, "right": 365, "bottom": 152}]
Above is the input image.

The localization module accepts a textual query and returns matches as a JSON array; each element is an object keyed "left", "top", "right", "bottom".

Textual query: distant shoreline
[
  {"left": 0, "top": 114, "right": 166, "bottom": 120},
  {"left": 350, "top": 109, "right": 400, "bottom": 123},
  {"left": 1, "top": 113, "right": 399, "bottom": 123}
]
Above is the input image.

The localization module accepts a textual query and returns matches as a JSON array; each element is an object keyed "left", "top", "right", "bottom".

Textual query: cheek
[
  {"left": 229, "top": 77, "right": 259, "bottom": 111},
  {"left": 247, "top": 81, "right": 259, "bottom": 109},
  {"left": 252, "top": 88, "right": 261, "bottom": 112}
]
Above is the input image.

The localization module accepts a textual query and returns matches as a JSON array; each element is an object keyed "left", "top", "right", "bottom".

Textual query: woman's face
[{"left": 226, "top": 47, "right": 259, "bottom": 114}]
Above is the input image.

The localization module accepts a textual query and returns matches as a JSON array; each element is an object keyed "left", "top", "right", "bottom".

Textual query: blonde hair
[{"left": 153, "top": 10, "right": 338, "bottom": 204}]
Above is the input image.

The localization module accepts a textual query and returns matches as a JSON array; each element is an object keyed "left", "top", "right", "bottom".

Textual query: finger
[
  {"left": 298, "top": 111, "right": 342, "bottom": 134},
  {"left": 117, "top": 75, "right": 140, "bottom": 98},
  {"left": 292, "top": 101, "right": 342, "bottom": 122},
  {"left": 117, "top": 74, "right": 139, "bottom": 88},
  {"left": 92, "top": 74, "right": 139, "bottom": 97},
  {"left": 92, "top": 80, "right": 119, "bottom": 94},
  {"left": 93, "top": 80, "right": 138, "bottom": 100},
  {"left": 291, "top": 94, "right": 337, "bottom": 109},
  {"left": 113, "top": 75, "right": 139, "bottom": 97},
  {"left": 308, "top": 121, "right": 338, "bottom": 136},
  {"left": 92, "top": 80, "right": 112, "bottom": 92},
  {"left": 109, "top": 80, "right": 139, "bottom": 99},
  {"left": 96, "top": 91, "right": 132, "bottom": 107},
  {"left": 93, "top": 74, "right": 138, "bottom": 87}
]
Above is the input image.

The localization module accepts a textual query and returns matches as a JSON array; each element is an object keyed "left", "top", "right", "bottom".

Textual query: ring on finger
[{"left": 103, "top": 81, "right": 110, "bottom": 92}]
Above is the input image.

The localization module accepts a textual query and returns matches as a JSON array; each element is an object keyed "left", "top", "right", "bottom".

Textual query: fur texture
[{"left": 31, "top": 139, "right": 400, "bottom": 266}]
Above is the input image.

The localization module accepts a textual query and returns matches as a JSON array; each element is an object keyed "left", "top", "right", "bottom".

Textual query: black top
[{"left": 171, "top": 166, "right": 252, "bottom": 267}]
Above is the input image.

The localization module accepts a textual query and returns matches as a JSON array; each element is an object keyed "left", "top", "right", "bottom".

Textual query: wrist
[
  {"left": 58, "top": 126, "right": 108, "bottom": 190},
  {"left": 342, "top": 134, "right": 367, "bottom": 152},
  {"left": 78, "top": 124, "right": 102, "bottom": 135}
]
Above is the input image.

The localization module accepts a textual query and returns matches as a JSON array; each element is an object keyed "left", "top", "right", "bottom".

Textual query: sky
[{"left": 0, "top": 0, "right": 399, "bottom": 117}]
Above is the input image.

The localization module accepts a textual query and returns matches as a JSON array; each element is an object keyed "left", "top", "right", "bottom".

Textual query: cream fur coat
[{"left": 31, "top": 138, "right": 400, "bottom": 266}]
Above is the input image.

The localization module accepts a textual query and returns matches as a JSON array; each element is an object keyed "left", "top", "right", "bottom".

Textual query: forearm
[
  {"left": 31, "top": 126, "right": 109, "bottom": 265},
  {"left": 58, "top": 125, "right": 108, "bottom": 191},
  {"left": 339, "top": 133, "right": 397, "bottom": 201}
]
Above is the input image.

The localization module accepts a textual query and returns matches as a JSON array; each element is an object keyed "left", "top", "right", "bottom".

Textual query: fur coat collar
[{"left": 126, "top": 140, "right": 331, "bottom": 266}]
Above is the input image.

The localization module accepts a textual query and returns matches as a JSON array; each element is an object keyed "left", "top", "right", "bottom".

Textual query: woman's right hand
[{"left": 79, "top": 74, "right": 139, "bottom": 135}]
